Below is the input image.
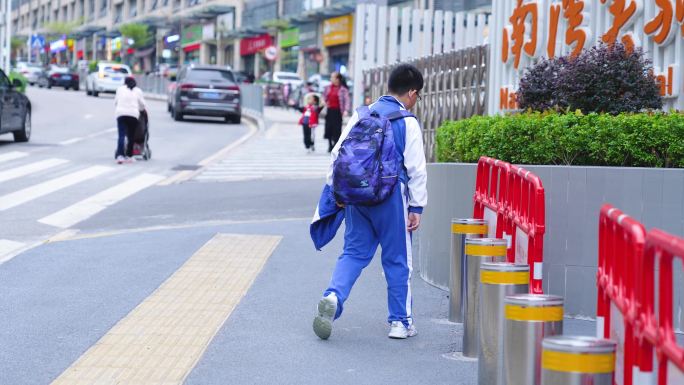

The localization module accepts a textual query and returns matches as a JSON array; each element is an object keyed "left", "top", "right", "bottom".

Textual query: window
[
  {"left": 114, "top": 3, "right": 122, "bottom": 22},
  {"left": 88, "top": 0, "right": 94, "bottom": 19},
  {"left": 149, "top": 0, "right": 157, "bottom": 10},
  {"left": 129, "top": 0, "right": 136, "bottom": 17},
  {"left": 187, "top": 69, "right": 235, "bottom": 82},
  {"left": 100, "top": 0, "right": 107, "bottom": 17},
  {"left": 103, "top": 66, "right": 130, "bottom": 74}
]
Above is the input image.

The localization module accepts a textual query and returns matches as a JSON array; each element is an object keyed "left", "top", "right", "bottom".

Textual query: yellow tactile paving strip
[{"left": 51, "top": 233, "right": 282, "bottom": 385}]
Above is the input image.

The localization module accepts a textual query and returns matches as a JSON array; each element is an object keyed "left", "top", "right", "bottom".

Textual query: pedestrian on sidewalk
[
  {"left": 114, "top": 76, "right": 147, "bottom": 164},
  {"left": 310, "top": 64, "right": 427, "bottom": 340},
  {"left": 323, "top": 72, "right": 351, "bottom": 153},
  {"left": 299, "top": 94, "right": 320, "bottom": 152}
]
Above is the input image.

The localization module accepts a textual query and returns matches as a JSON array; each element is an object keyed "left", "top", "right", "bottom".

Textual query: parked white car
[
  {"left": 85, "top": 62, "right": 132, "bottom": 97},
  {"left": 261, "top": 71, "right": 303, "bottom": 88},
  {"left": 16, "top": 62, "right": 43, "bottom": 85}
]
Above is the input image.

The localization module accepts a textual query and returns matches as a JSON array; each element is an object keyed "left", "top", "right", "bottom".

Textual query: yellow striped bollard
[
  {"left": 541, "top": 336, "right": 616, "bottom": 385},
  {"left": 504, "top": 294, "right": 564, "bottom": 385},
  {"left": 449, "top": 218, "right": 488, "bottom": 323},
  {"left": 478, "top": 263, "right": 530, "bottom": 385},
  {"left": 462, "top": 238, "right": 507, "bottom": 358}
]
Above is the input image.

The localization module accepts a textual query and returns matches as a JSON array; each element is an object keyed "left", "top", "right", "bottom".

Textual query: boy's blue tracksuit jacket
[{"left": 310, "top": 95, "right": 428, "bottom": 326}]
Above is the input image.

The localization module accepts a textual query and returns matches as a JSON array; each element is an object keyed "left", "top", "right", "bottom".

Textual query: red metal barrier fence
[
  {"left": 473, "top": 156, "right": 546, "bottom": 293},
  {"left": 596, "top": 205, "right": 684, "bottom": 385},
  {"left": 641, "top": 229, "right": 684, "bottom": 385},
  {"left": 596, "top": 205, "right": 647, "bottom": 385}
]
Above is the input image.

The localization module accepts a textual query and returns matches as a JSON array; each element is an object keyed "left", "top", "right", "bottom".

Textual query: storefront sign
[
  {"left": 182, "top": 24, "right": 202, "bottom": 47},
  {"left": 240, "top": 33, "right": 272, "bottom": 56},
  {"left": 299, "top": 22, "right": 318, "bottom": 50},
  {"left": 50, "top": 38, "right": 67, "bottom": 53},
  {"left": 323, "top": 14, "right": 353, "bottom": 47},
  {"left": 489, "top": 0, "right": 684, "bottom": 113},
  {"left": 281, "top": 27, "right": 299, "bottom": 48},
  {"left": 110, "top": 37, "right": 121, "bottom": 53}
]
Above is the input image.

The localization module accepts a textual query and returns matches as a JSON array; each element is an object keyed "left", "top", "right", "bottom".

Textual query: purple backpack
[{"left": 332, "top": 106, "right": 414, "bottom": 206}]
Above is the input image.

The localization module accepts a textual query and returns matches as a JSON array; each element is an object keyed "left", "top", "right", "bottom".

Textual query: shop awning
[{"left": 183, "top": 43, "right": 201, "bottom": 53}]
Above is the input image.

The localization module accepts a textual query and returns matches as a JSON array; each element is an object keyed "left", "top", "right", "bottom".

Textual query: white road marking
[
  {"left": 39, "top": 173, "right": 165, "bottom": 228},
  {"left": 0, "top": 166, "right": 113, "bottom": 211},
  {"left": 59, "top": 127, "right": 118, "bottom": 146},
  {"left": 59, "top": 137, "right": 84, "bottom": 146},
  {"left": 0, "top": 158, "right": 69, "bottom": 183},
  {"left": 0, "top": 151, "right": 28, "bottom": 164},
  {"left": 0, "top": 239, "right": 27, "bottom": 264}
]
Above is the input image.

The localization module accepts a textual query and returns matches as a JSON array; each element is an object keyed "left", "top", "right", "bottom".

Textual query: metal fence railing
[
  {"left": 363, "top": 45, "right": 489, "bottom": 162},
  {"left": 135, "top": 74, "right": 170, "bottom": 96},
  {"left": 239, "top": 83, "right": 264, "bottom": 116}
]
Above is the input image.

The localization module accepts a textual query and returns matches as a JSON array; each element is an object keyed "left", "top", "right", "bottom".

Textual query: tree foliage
[
  {"left": 118, "top": 23, "right": 152, "bottom": 49},
  {"left": 517, "top": 43, "right": 662, "bottom": 114}
]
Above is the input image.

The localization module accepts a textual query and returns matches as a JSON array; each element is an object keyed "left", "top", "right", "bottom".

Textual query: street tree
[{"left": 118, "top": 23, "right": 152, "bottom": 49}]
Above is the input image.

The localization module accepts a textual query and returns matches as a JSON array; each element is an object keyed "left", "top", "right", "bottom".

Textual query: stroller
[{"left": 128, "top": 110, "right": 152, "bottom": 160}]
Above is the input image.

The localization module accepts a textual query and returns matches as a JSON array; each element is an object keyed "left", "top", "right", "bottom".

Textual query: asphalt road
[
  {"left": 0, "top": 93, "right": 596, "bottom": 385},
  {"left": 0, "top": 86, "right": 249, "bottom": 259}
]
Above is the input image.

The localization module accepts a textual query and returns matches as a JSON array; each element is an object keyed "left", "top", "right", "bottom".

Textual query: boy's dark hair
[
  {"left": 312, "top": 94, "right": 320, "bottom": 105},
  {"left": 388, "top": 64, "right": 424, "bottom": 95},
  {"left": 124, "top": 76, "right": 136, "bottom": 90}
]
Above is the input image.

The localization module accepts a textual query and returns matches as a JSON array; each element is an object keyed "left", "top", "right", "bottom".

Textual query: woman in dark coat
[{"left": 323, "top": 72, "right": 351, "bottom": 152}]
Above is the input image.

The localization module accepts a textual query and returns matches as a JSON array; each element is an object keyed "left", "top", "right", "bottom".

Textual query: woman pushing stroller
[{"left": 114, "top": 76, "right": 147, "bottom": 164}]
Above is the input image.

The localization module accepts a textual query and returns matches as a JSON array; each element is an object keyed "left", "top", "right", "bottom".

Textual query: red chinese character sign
[{"left": 489, "top": 0, "right": 684, "bottom": 114}]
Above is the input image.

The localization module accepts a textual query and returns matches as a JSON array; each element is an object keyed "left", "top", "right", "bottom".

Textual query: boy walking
[
  {"left": 312, "top": 64, "right": 427, "bottom": 340},
  {"left": 299, "top": 94, "right": 320, "bottom": 152}
]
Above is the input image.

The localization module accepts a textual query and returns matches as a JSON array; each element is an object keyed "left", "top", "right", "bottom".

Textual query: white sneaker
[
  {"left": 388, "top": 321, "right": 417, "bottom": 339},
  {"left": 313, "top": 293, "right": 338, "bottom": 340},
  {"left": 116, "top": 155, "right": 125, "bottom": 164}
]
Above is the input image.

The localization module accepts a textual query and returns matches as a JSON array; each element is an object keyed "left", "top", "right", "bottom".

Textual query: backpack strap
[
  {"left": 356, "top": 106, "right": 372, "bottom": 119},
  {"left": 386, "top": 110, "right": 416, "bottom": 121}
]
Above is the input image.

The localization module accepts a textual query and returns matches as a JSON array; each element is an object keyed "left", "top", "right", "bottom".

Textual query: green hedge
[{"left": 435, "top": 112, "right": 684, "bottom": 168}]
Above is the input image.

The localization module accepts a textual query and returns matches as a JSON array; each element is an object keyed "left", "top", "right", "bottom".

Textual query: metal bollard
[
  {"left": 478, "top": 263, "right": 530, "bottom": 385},
  {"left": 449, "top": 218, "right": 488, "bottom": 323},
  {"left": 541, "top": 336, "right": 616, "bottom": 385},
  {"left": 462, "top": 238, "right": 507, "bottom": 358},
  {"left": 504, "top": 294, "right": 564, "bottom": 385}
]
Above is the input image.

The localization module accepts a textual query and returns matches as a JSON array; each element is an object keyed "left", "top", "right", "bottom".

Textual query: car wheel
[
  {"left": 73, "top": 85, "right": 80, "bottom": 91},
  {"left": 231, "top": 114, "right": 242, "bottom": 124},
  {"left": 93, "top": 91, "right": 99, "bottom": 97},
  {"left": 173, "top": 107, "right": 183, "bottom": 121},
  {"left": 13, "top": 110, "right": 31, "bottom": 142},
  {"left": 47, "top": 83, "right": 52, "bottom": 89},
  {"left": 65, "top": 86, "right": 70, "bottom": 90}
]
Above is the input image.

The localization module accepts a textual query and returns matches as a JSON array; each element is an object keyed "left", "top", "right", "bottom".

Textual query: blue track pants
[{"left": 324, "top": 184, "right": 413, "bottom": 326}]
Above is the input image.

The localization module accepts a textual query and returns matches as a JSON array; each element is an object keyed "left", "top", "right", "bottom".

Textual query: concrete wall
[{"left": 416, "top": 163, "right": 684, "bottom": 323}]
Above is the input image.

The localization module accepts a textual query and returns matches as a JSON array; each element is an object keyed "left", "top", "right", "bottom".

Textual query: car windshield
[
  {"left": 187, "top": 69, "right": 235, "bottom": 82},
  {"left": 104, "top": 66, "right": 129, "bottom": 74},
  {"left": 52, "top": 67, "right": 69, "bottom": 73},
  {"left": 276, "top": 74, "right": 301, "bottom": 81}
]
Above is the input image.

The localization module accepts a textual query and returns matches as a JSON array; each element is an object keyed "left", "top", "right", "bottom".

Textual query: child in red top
[{"left": 299, "top": 94, "right": 320, "bottom": 152}]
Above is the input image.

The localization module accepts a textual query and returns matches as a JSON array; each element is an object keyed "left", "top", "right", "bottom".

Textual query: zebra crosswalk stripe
[
  {"left": 0, "top": 158, "right": 69, "bottom": 183},
  {"left": 39, "top": 173, "right": 166, "bottom": 228},
  {"left": 0, "top": 151, "right": 28, "bottom": 164},
  {"left": 0, "top": 165, "right": 113, "bottom": 211}
]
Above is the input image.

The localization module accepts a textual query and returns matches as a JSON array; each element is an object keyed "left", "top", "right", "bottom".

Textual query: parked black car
[
  {"left": 38, "top": 65, "right": 80, "bottom": 90},
  {"left": 169, "top": 65, "right": 241, "bottom": 123},
  {"left": 0, "top": 69, "right": 31, "bottom": 142}
]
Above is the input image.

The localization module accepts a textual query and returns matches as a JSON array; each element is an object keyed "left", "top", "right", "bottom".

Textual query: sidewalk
[{"left": 193, "top": 107, "right": 330, "bottom": 182}]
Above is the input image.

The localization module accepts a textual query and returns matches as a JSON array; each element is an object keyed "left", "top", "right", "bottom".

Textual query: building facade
[{"left": 11, "top": 0, "right": 491, "bottom": 76}]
